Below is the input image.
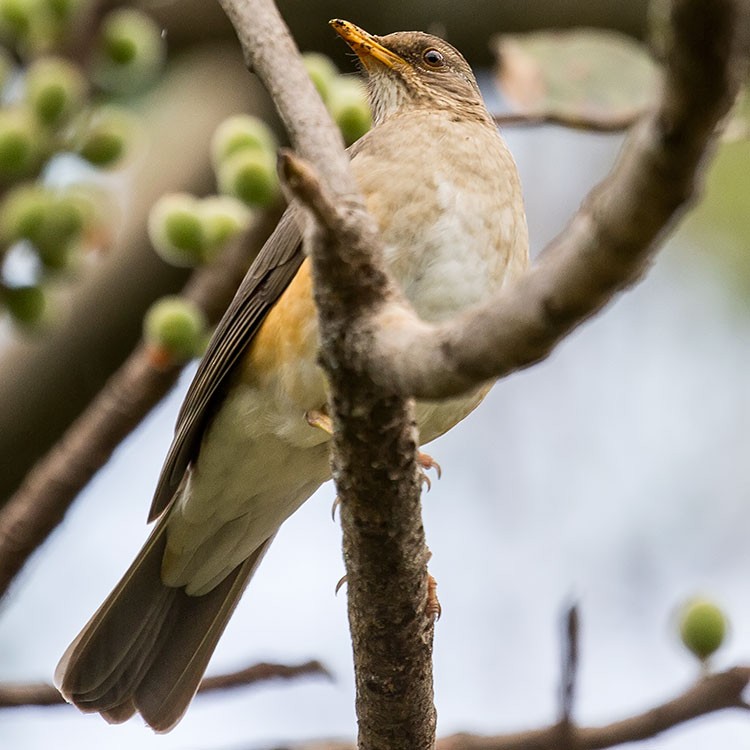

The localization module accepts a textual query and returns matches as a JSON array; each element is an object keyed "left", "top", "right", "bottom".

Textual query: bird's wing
[{"left": 148, "top": 205, "right": 304, "bottom": 521}]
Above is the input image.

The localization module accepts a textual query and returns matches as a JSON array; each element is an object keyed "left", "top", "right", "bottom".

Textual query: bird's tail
[{"left": 55, "top": 515, "right": 272, "bottom": 732}]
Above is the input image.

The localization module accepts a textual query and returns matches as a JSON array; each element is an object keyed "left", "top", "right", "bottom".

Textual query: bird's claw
[
  {"left": 426, "top": 574, "right": 442, "bottom": 620},
  {"left": 417, "top": 451, "right": 441, "bottom": 492},
  {"left": 306, "top": 409, "right": 333, "bottom": 434}
]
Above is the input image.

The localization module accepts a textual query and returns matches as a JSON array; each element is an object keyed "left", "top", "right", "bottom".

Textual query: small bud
[
  {"left": 0, "top": 183, "right": 49, "bottom": 242},
  {"left": 199, "top": 195, "right": 252, "bottom": 259},
  {"left": 210, "top": 114, "right": 277, "bottom": 172},
  {"left": 25, "top": 56, "right": 87, "bottom": 127},
  {"left": 327, "top": 77, "right": 371, "bottom": 144},
  {"left": 0, "top": 0, "right": 34, "bottom": 37},
  {"left": 43, "top": 0, "right": 88, "bottom": 24},
  {"left": 679, "top": 598, "right": 728, "bottom": 662},
  {"left": 302, "top": 52, "right": 338, "bottom": 102},
  {"left": 0, "top": 108, "right": 40, "bottom": 177},
  {"left": 2, "top": 283, "right": 45, "bottom": 325},
  {"left": 94, "top": 8, "right": 166, "bottom": 93},
  {"left": 217, "top": 149, "right": 279, "bottom": 207},
  {"left": 0, "top": 46, "right": 13, "bottom": 92},
  {"left": 75, "top": 107, "right": 130, "bottom": 168},
  {"left": 144, "top": 295, "right": 208, "bottom": 362},
  {"left": 148, "top": 192, "right": 205, "bottom": 267}
]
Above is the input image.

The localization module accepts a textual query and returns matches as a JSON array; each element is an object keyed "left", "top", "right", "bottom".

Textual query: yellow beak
[{"left": 329, "top": 19, "right": 405, "bottom": 70}]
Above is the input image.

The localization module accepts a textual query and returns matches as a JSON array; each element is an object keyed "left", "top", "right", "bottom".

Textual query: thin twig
[
  {"left": 494, "top": 109, "right": 643, "bottom": 132},
  {"left": 270, "top": 666, "right": 750, "bottom": 750},
  {"left": 0, "top": 659, "right": 328, "bottom": 709},
  {"left": 559, "top": 603, "right": 580, "bottom": 728}
]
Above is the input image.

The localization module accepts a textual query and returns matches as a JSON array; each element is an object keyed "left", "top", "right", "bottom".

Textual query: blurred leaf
[
  {"left": 722, "top": 85, "right": 750, "bottom": 143},
  {"left": 493, "top": 29, "right": 659, "bottom": 122},
  {"left": 682, "top": 139, "right": 750, "bottom": 296}
]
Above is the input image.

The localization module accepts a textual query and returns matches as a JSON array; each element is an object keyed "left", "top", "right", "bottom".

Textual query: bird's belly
[{"left": 163, "top": 381, "right": 332, "bottom": 596}]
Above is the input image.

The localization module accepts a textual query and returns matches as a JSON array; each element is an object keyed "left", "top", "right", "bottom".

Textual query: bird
[{"left": 55, "top": 19, "right": 529, "bottom": 732}]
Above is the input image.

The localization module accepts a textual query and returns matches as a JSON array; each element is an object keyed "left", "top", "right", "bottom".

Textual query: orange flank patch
[{"left": 241, "top": 258, "right": 319, "bottom": 385}]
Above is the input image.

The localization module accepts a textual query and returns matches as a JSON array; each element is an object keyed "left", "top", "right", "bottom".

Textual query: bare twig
[
  {"left": 0, "top": 207, "right": 281, "bottom": 599},
  {"left": 494, "top": 109, "right": 643, "bottom": 132},
  {"left": 270, "top": 666, "right": 750, "bottom": 750},
  {"left": 559, "top": 603, "right": 580, "bottom": 729},
  {"left": 0, "top": 659, "right": 328, "bottom": 709}
]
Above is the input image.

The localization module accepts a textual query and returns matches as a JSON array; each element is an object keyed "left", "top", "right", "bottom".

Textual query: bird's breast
[{"left": 353, "top": 114, "right": 528, "bottom": 322}]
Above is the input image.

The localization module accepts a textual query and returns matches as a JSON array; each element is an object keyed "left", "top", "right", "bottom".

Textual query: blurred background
[{"left": 1, "top": 0, "right": 749, "bottom": 748}]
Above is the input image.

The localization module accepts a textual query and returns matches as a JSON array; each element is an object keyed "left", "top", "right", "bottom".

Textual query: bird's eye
[{"left": 422, "top": 48, "right": 445, "bottom": 68}]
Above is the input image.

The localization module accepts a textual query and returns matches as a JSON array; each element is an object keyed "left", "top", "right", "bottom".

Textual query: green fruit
[
  {"left": 143, "top": 296, "right": 207, "bottom": 360},
  {"left": 3, "top": 283, "right": 45, "bottom": 324},
  {"left": 328, "top": 77, "right": 371, "bottom": 144},
  {"left": 0, "top": 47, "right": 13, "bottom": 91},
  {"left": 0, "top": 0, "right": 35, "bottom": 36},
  {"left": 25, "top": 56, "right": 87, "bottom": 127},
  {"left": 36, "top": 237, "right": 75, "bottom": 269},
  {"left": 302, "top": 52, "right": 338, "bottom": 102},
  {"left": 148, "top": 192, "right": 206, "bottom": 267},
  {"left": 0, "top": 184, "right": 85, "bottom": 261},
  {"left": 679, "top": 598, "right": 727, "bottom": 661},
  {"left": 76, "top": 108, "right": 129, "bottom": 168},
  {"left": 200, "top": 195, "right": 252, "bottom": 258},
  {"left": 210, "top": 114, "right": 277, "bottom": 172},
  {"left": 94, "top": 8, "right": 165, "bottom": 93},
  {"left": 217, "top": 149, "right": 279, "bottom": 207},
  {"left": 0, "top": 183, "right": 50, "bottom": 241},
  {"left": 44, "top": 0, "right": 88, "bottom": 23},
  {"left": 0, "top": 108, "right": 39, "bottom": 177}
]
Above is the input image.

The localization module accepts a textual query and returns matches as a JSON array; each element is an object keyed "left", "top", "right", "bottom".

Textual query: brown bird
[{"left": 56, "top": 19, "right": 528, "bottom": 731}]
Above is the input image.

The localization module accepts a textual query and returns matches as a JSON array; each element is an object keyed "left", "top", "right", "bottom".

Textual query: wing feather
[{"left": 148, "top": 206, "right": 304, "bottom": 521}]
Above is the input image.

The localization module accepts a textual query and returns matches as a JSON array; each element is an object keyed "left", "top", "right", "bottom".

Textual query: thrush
[{"left": 56, "top": 19, "right": 529, "bottom": 731}]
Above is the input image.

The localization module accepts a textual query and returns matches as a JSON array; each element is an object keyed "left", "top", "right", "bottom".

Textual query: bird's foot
[
  {"left": 417, "top": 451, "right": 442, "bottom": 491},
  {"left": 426, "top": 573, "right": 442, "bottom": 620},
  {"left": 306, "top": 409, "right": 333, "bottom": 434}
]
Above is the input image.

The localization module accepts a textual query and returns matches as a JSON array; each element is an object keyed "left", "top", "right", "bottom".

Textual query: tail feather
[
  {"left": 56, "top": 511, "right": 274, "bottom": 732},
  {"left": 136, "top": 538, "right": 273, "bottom": 732}
]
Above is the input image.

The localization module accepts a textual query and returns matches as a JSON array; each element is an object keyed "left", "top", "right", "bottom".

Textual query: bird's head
[{"left": 330, "top": 19, "right": 489, "bottom": 126}]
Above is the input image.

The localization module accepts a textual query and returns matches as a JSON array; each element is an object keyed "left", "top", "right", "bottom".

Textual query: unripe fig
[
  {"left": 210, "top": 114, "right": 277, "bottom": 172},
  {"left": 25, "top": 56, "right": 87, "bottom": 127},
  {"left": 327, "top": 77, "right": 371, "bottom": 144},
  {"left": 0, "top": 108, "right": 39, "bottom": 177},
  {"left": 94, "top": 8, "right": 165, "bottom": 93},
  {"left": 144, "top": 295, "right": 207, "bottom": 361},
  {"left": 148, "top": 192, "right": 205, "bottom": 267},
  {"left": 679, "top": 598, "right": 727, "bottom": 662},
  {"left": 217, "top": 149, "right": 279, "bottom": 207},
  {"left": 302, "top": 52, "right": 338, "bottom": 102}
]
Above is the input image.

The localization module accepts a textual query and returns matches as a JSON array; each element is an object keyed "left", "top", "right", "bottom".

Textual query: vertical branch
[{"left": 218, "top": 2, "right": 436, "bottom": 747}]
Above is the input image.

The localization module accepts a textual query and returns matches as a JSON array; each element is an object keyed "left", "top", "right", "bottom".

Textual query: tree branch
[
  {"left": 0, "top": 207, "right": 281, "bottom": 599},
  {"left": 268, "top": 666, "right": 750, "bottom": 750},
  {"left": 216, "top": 2, "right": 434, "bottom": 749},
  {"left": 349, "top": 0, "right": 746, "bottom": 400},
  {"left": 493, "top": 109, "right": 643, "bottom": 132},
  {"left": 0, "top": 659, "right": 328, "bottom": 709}
]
